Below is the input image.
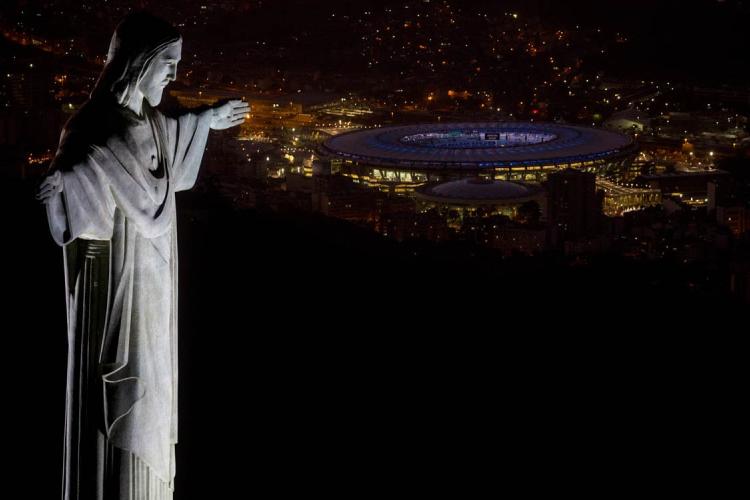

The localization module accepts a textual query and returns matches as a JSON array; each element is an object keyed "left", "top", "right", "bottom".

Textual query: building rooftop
[{"left": 415, "top": 178, "right": 543, "bottom": 205}]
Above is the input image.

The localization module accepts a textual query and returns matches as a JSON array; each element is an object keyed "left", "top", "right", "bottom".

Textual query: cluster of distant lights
[
  {"left": 360, "top": 4, "right": 609, "bottom": 75},
  {"left": 5, "top": 5, "right": 627, "bottom": 111},
  {"left": 6, "top": 5, "right": 747, "bottom": 158}
]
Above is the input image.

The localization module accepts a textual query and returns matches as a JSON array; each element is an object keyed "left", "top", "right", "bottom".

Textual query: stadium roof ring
[{"left": 320, "top": 122, "right": 636, "bottom": 171}]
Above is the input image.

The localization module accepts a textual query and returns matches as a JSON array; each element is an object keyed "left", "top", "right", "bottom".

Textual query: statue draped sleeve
[
  {"left": 164, "top": 111, "right": 212, "bottom": 192},
  {"left": 46, "top": 106, "right": 212, "bottom": 499},
  {"left": 45, "top": 109, "right": 211, "bottom": 243}
]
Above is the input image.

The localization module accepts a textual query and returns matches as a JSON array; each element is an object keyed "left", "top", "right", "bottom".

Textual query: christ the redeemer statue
[{"left": 36, "top": 12, "right": 249, "bottom": 499}]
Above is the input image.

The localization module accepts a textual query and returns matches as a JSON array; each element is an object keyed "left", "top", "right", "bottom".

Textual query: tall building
[
  {"left": 546, "top": 168, "right": 602, "bottom": 245},
  {"left": 709, "top": 179, "right": 750, "bottom": 236}
]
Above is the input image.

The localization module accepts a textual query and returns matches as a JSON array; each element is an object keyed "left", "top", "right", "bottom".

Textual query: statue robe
[{"left": 45, "top": 101, "right": 211, "bottom": 499}]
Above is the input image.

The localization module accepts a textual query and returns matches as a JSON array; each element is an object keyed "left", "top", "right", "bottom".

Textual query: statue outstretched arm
[
  {"left": 36, "top": 151, "right": 116, "bottom": 245},
  {"left": 209, "top": 100, "right": 249, "bottom": 130},
  {"left": 166, "top": 100, "right": 248, "bottom": 192},
  {"left": 36, "top": 170, "right": 63, "bottom": 202},
  {"left": 36, "top": 171, "right": 70, "bottom": 244}
]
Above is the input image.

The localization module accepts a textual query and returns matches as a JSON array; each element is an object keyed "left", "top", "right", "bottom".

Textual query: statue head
[
  {"left": 92, "top": 12, "right": 182, "bottom": 109},
  {"left": 137, "top": 40, "right": 182, "bottom": 107}
]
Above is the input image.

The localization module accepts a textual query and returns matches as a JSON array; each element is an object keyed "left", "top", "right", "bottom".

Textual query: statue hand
[
  {"left": 210, "top": 99, "right": 250, "bottom": 130},
  {"left": 36, "top": 170, "right": 63, "bottom": 204}
]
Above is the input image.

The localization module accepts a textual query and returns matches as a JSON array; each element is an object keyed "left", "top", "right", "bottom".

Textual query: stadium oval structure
[{"left": 319, "top": 122, "right": 637, "bottom": 190}]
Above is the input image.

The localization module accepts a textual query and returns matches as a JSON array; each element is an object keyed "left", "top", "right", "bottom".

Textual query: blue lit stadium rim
[{"left": 320, "top": 122, "right": 636, "bottom": 169}]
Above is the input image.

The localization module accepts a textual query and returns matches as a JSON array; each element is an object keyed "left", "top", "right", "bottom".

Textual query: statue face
[{"left": 139, "top": 40, "right": 182, "bottom": 107}]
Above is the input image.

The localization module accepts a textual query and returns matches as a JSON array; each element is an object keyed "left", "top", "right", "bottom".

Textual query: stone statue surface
[{"left": 35, "top": 12, "right": 249, "bottom": 499}]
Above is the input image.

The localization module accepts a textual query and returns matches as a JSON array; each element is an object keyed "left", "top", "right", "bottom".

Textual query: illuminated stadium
[{"left": 319, "top": 122, "right": 637, "bottom": 192}]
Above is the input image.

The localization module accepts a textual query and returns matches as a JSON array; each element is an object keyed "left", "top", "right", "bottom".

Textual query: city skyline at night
[{"left": 1, "top": 2, "right": 747, "bottom": 498}]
